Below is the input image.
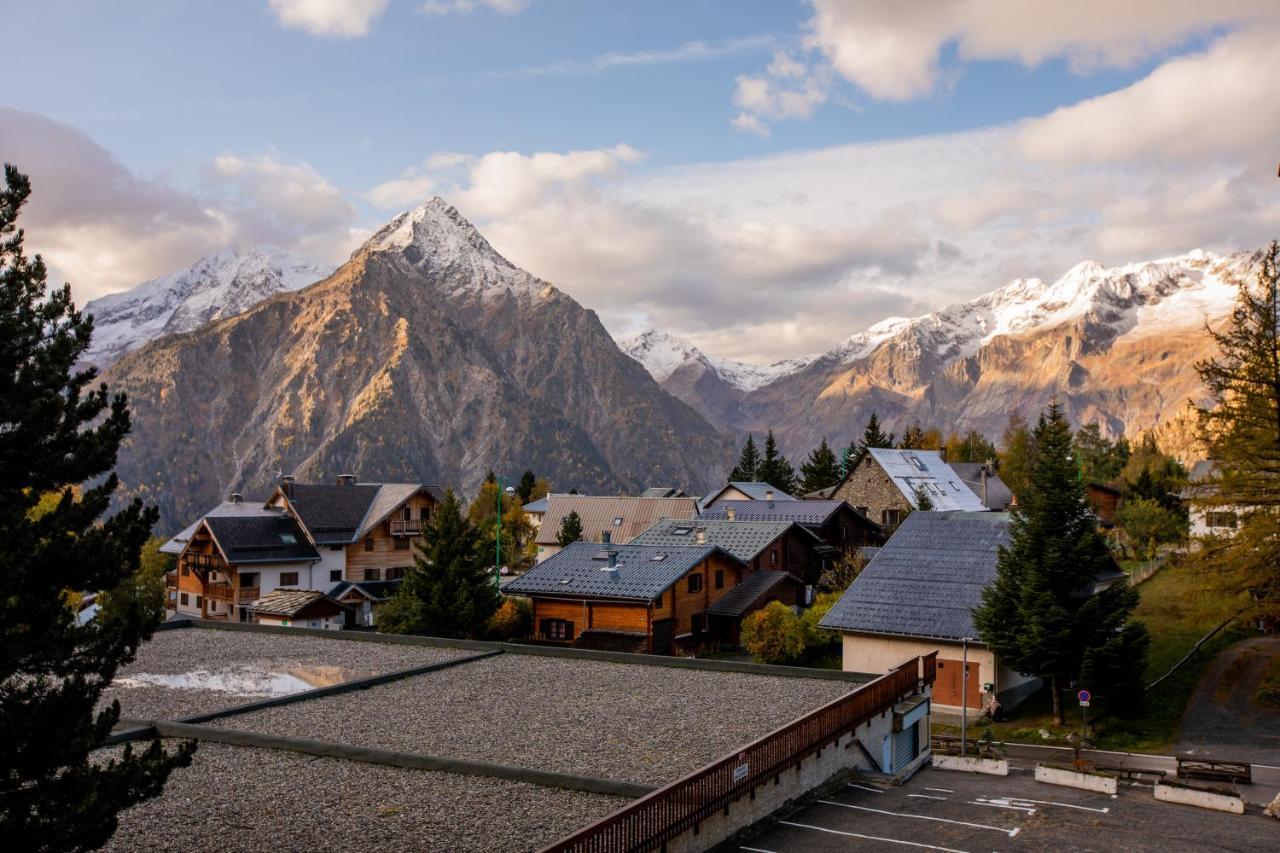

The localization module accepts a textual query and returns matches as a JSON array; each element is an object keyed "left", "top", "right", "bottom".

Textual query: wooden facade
[
  {"left": 174, "top": 524, "right": 263, "bottom": 621},
  {"left": 342, "top": 492, "right": 437, "bottom": 581},
  {"left": 529, "top": 551, "right": 747, "bottom": 654}
]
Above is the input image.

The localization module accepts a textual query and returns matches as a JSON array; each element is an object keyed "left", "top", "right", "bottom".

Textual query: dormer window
[
  {"left": 280, "top": 533, "right": 297, "bottom": 544},
  {"left": 613, "top": 517, "right": 623, "bottom": 526}
]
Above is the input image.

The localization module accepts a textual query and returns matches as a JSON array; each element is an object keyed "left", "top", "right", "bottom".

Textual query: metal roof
[
  {"left": 504, "top": 541, "right": 737, "bottom": 600},
  {"left": 160, "top": 499, "right": 276, "bottom": 554},
  {"left": 629, "top": 517, "right": 819, "bottom": 563},
  {"left": 706, "top": 571, "right": 799, "bottom": 617},
  {"left": 327, "top": 579, "right": 404, "bottom": 602},
  {"left": 522, "top": 496, "right": 549, "bottom": 513},
  {"left": 534, "top": 495, "right": 698, "bottom": 546},
  {"left": 204, "top": 514, "right": 321, "bottom": 565},
  {"left": 947, "top": 462, "right": 1015, "bottom": 511},
  {"left": 701, "top": 482, "right": 798, "bottom": 505},
  {"left": 819, "top": 512, "right": 1011, "bottom": 641},
  {"left": 866, "top": 448, "right": 988, "bottom": 512},
  {"left": 698, "top": 499, "right": 864, "bottom": 528}
]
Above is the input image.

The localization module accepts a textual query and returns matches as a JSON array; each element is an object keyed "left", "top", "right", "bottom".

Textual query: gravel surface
[
  {"left": 102, "top": 629, "right": 473, "bottom": 721},
  {"left": 213, "top": 654, "right": 852, "bottom": 784},
  {"left": 99, "top": 742, "right": 624, "bottom": 852}
]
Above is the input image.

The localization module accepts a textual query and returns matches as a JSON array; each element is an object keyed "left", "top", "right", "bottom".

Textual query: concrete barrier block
[
  {"left": 1034, "top": 763, "right": 1117, "bottom": 794},
  {"left": 932, "top": 754, "right": 1009, "bottom": 776},
  {"left": 1154, "top": 783, "right": 1244, "bottom": 814}
]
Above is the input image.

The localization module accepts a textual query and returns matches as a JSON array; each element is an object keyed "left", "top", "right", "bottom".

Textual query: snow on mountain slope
[
  {"left": 619, "top": 328, "right": 814, "bottom": 392},
  {"left": 822, "top": 249, "right": 1249, "bottom": 368},
  {"left": 83, "top": 246, "right": 332, "bottom": 367}
]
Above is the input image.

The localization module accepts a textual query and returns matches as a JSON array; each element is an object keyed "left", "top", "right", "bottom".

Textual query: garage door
[
  {"left": 933, "top": 658, "right": 983, "bottom": 708},
  {"left": 892, "top": 723, "right": 919, "bottom": 770}
]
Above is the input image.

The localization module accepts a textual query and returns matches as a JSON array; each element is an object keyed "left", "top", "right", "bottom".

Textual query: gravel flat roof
[
  {"left": 213, "top": 653, "right": 852, "bottom": 785},
  {"left": 103, "top": 629, "right": 473, "bottom": 721},
  {"left": 100, "top": 742, "right": 624, "bottom": 853}
]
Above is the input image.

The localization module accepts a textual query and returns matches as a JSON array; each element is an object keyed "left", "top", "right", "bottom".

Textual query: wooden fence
[{"left": 542, "top": 652, "right": 936, "bottom": 853}]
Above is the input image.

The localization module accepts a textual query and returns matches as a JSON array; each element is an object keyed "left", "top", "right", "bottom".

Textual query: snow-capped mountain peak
[
  {"left": 363, "top": 197, "right": 547, "bottom": 301},
  {"left": 619, "top": 328, "right": 814, "bottom": 392},
  {"left": 82, "top": 246, "right": 332, "bottom": 367}
]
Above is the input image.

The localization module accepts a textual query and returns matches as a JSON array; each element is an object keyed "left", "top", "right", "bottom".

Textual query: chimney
[
  {"left": 607, "top": 550, "right": 617, "bottom": 568},
  {"left": 765, "top": 489, "right": 774, "bottom": 503},
  {"left": 336, "top": 473, "right": 356, "bottom": 486},
  {"left": 980, "top": 464, "right": 989, "bottom": 507},
  {"left": 601, "top": 531, "right": 611, "bottom": 545},
  {"left": 227, "top": 492, "right": 242, "bottom": 504},
  {"left": 695, "top": 529, "right": 706, "bottom": 545},
  {"left": 279, "top": 474, "right": 295, "bottom": 498},
  {"left": 726, "top": 506, "right": 736, "bottom": 521}
]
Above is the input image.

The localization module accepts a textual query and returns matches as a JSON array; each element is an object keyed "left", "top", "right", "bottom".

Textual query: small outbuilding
[{"left": 248, "top": 589, "right": 350, "bottom": 631}]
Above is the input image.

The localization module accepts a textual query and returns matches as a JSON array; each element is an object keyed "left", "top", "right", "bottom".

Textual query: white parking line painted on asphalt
[
  {"left": 1000, "top": 796, "right": 1110, "bottom": 814},
  {"left": 908, "top": 794, "right": 948, "bottom": 801},
  {"left": 739, "top": 847, "right": 778, "bottom": 853},
  {"left": 816, "top": 800, "right": 1020, "bottom": 837},
  {"left": 924, "top": 787, "right": 954, "bottom": 793},
  {"left": 848, "top": 782, "right": 886, "bottom": 794},
  {"left": 778, "top": 821, "right": 971, "bottom": 852},
  {"left": 970, "top": 800, "right": 1037, "bottom": 814}
]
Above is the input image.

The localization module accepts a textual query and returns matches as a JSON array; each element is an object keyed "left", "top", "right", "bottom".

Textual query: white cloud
[
  {"left": 367, "top": 173, "right": 436, "bottom": 210},
  {"left": 807, "top": 0, "right": 1275, "bottom": 101},
  {"left": 449, "top": 144, "right": 644, "bottom": 218},
  {"left": 489, "top": 35, "right": 774, "bottom": 78},
  {"left": 730, "top": 112, "right": 770, "bottom": 137},
  {"left": 1018, "top": 24, "right": 1280, "bottom": 165},
  {"left": 268, "top": 0, "right": 389, "bottom": 38},
  {"left": 730, "top": 52, "right": 829, "bottom": 134},
  {"left": 420, "top": 0, "right": 528, "bottom": 17}
]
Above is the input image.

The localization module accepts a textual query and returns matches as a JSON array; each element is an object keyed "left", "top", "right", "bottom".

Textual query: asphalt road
[
  {"left": 1177, "top": 637, "right": 1280, "bottom": 767},
  {"left": 739, "top": 763, "right": 1277, "bottom": 853}
]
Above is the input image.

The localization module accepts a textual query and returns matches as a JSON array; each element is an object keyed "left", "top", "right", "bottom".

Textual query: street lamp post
[
  {"left": 495, "top": 479, "right": 516, "bottom": 592},
  {"left": 961, "top": 636, "right": 974, "bottom": 757}
]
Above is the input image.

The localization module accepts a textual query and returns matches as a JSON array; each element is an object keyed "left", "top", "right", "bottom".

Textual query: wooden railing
[
  {"left": 542, "top": 653, "right": 936, "bottom": 853},
  {"left": 389, "top": 519, "right": 423, "bottom": 537},
  {"left": 180, "top": 554, "right": 226, "bottom": 575},
  {"left": 204, "top": 584, "right": 260, "bottom": 603}
]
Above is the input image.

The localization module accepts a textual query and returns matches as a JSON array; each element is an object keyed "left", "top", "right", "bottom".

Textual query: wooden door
[
  {"left": 934, "top": 657, "right": 982, "bottom": 708},
  {"left": 651, "top": 618, "right": 674, "bottom": 655}
]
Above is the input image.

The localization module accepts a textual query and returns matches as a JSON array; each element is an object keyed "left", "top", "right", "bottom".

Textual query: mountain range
[
  {"left": 82, "top": 246, "right": 332, "bottom": 367},
  {"left": 623, "top": 249, "right": 1255, "bottom": 458},
  {"left": 102, "top": 200, "right": 732, "bottom": 533}
]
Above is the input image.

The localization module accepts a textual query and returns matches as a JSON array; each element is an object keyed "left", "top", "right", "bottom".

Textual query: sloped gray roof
[
  {"left": 248, "top": 588, "right": 346, "bottom": 617},
  {"left": 701, "top": 482, "right": 797, "bottom": 507},
  {"left": 522, "top": 496, "right": 549, "bottom": 513},
  {"left": 205, "top": 515, "right": 320, "bottom": 564},
  {"left": 707, "top": 571, "right": 799, "bottom": 617},
  {"left": 866, "top": 448, "right": 988, "bottom": 512},
  {"left": 699, "top": 499, "right": 868, "bottom": 528},
  {"left": 504, "top": 541, "right": 738, "bottom": 600},
  {"left": 947, "top": 463, "right": 1015, "bottom": 511},
  {"left": 629, "top": 518, "right": 819, "bottom": 562},
  {"left": 284, "top": 484, "right": 382, "bottom": 544},
  {"left": 160, "top": 499, "right": 275, "bottom": 554},
  {"left": 819, "top": 512, "right": 1011, "bottom": 641},
  {"left": 534, "top": 495, "right": 698, "bottom": 546}
]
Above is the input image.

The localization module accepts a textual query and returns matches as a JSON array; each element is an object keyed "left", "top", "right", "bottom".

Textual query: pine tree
[
  {"left": 973, "top": 402, "right": 1148, "bottom": 724},
  {"left": 516, "top": 470, "right": 537, "bottom": 503},
  {"left": 379, "top": 490, "right": 499, "bottom": 639},
  {"left": 799, "top": 437, "right": 840, "bottom": 494},
  {"left": 897, "top": 422, "right": 927, "bottom": 450},
  {"left": 756, "top": 430, "right": 797, "bottom": 494},
  {"left": 849, "top": 412, "right": 894, "bottom": 467},
  {"left": 0, "top": 165, "right": 193, "bottom": 849},
  {"left": 1193, "top": 242, "right": 1280, "bottom": 618},
  {"left": 556, "top": 510, "right": 584, "bottom": 547},
  {"left": 998, "top": 413, "right": 1035, "bottom": 502},
  {"left": 729, "top": 434, "right": 761, "bottom": 482},
  {"left": 945, "top": 429, "right": 998, "bottom": 464},
  {"left": 911, "top": 484, "right": 935, "bottom": 511}
]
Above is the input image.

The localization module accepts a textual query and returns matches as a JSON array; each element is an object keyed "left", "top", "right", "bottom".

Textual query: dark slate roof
[
  {"left": 629, "top": 518, "right": 819, "bottom": 562},
  {"left": 160, "top": 498, "right": 275, "bottom": 554},
  {"left": 205, "top": 514, "right": 320, "bottom": 564},
  {"left": 504, "top": 541, "right": 738, "bottom": 600},
  {"left": 284, "top": 484, "right": 382, "bottom": 544},
  {"left": 699, "top": 499, "right": 863, "bottom": 527},
  {"left": 947, "top": 463, "right": 1015, "bottom": 511},
  {"left": 819, "top": 512, "right": 1011, "bottom": 641},
  {"left": 327, "top": 579, "right": 404, "bottom": 601},
  {"left": 707, "top": 571, "right": 798, "bottom": 617}
]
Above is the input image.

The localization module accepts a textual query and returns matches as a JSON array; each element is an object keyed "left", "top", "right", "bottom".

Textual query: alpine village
[{"left": 5, "top": 4, "right": 1280, "bottom": 852}]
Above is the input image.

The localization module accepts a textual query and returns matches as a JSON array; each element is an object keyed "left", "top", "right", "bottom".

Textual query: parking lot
[{"left": 740, "top": 761, "right": 1276, "bottom": 852}]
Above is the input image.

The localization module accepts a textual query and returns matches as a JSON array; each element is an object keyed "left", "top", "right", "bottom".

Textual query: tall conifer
[{"left": 729, "top": 434, "right": 761, "bottom": 482}]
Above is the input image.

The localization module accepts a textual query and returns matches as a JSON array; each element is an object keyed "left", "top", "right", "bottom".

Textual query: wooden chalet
[
  {"left": 696, "top": 498, "right": 882, "bottom": 574},
  {"left": 533, "top": 494, "right": 698, "bottom": 563},
  {"left": 629, "top": 517, "right": 823, "bottom": 587},
  {"left": 505, "top": 541, "right": 767, "bottom": 654},
  {"left": 248, "top": 589, "right": 350, "bottom": 631}
]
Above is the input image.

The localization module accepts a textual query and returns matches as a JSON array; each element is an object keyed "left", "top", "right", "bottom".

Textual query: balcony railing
[
  {"left": 204, "top": 584, "right": 260, "bottom": 603},
  {"left": 180, "top": 553, "right": 227, "bottom": 576},
  {"left": 389, "top": 519, "right": 424, "bottom": 537}
]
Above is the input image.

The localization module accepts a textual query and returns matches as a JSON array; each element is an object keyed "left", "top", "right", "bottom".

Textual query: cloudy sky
[{"left": 5, "top": 1, "right": 1279, "bottom": 362}]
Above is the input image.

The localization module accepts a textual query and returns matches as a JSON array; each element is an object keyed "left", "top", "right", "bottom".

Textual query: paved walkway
[{"left": 1176, "top": 636, "right": 1280, "bottom": 766}]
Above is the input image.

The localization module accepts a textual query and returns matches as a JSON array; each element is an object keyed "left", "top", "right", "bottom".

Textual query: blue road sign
[{"left": 1077, "top": 689, "right": 1092, "bottom": 704}]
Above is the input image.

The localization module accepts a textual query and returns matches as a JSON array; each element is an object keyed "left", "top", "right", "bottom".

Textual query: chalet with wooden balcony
[
  {"left": 173, "top": 512, "right": 320, "bottom": 622},
  {"left": 164, "top": 475, "right": 445, "bottom": 624},
  {"left": 504, "top": 541, "right": 757, "bottom": 655}
]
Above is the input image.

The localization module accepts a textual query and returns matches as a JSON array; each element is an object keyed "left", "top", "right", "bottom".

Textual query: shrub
[
  {"left": 801, "top": 591, "right": 841, "bottom": 648},
  {"left": 742, "top": 601, "right": 806, "bottom": 665},
  {"left": 486, "top": 597, "right": 532, "bottom": 640}
]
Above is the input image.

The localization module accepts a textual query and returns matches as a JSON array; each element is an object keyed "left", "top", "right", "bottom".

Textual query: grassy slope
[{"left": 936, "top": 556, "right": 1250, "bottom": 752}]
